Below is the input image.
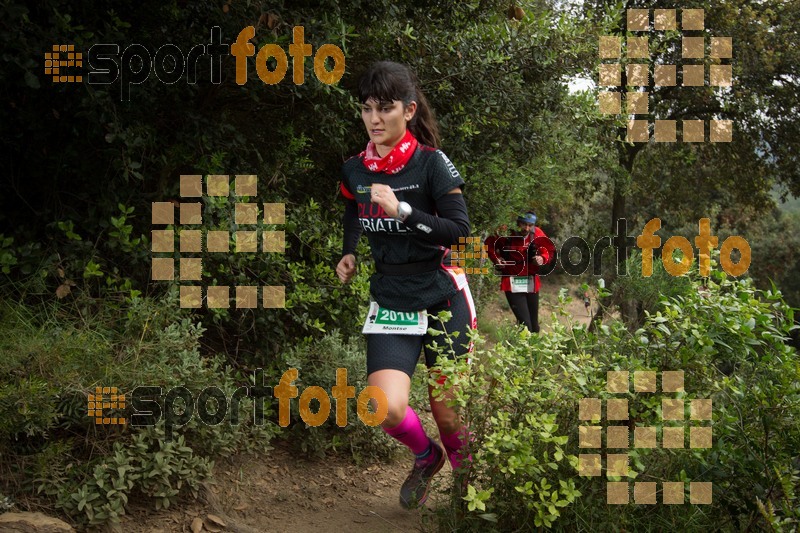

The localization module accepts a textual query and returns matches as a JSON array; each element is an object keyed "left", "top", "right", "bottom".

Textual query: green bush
[
  {"left": 0, "top": 292, "right": 280, "bottom": 527},
  {"left": 277, "top": 331, "right": 401, "bottom": 464},
  {"left": 610, "top": 250, "right": 693, "bottom": 324},
  {"left": 51, "top": 428, "right": 213, "bottom": 525},
  {"left": 430, "top": 315, "right": 589, "bottom": 530},
  {"left": 432, "top": 269, "right": 798, "bottom": 531}
]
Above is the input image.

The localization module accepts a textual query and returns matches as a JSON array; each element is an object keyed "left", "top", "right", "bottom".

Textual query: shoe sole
[{"left": 399, "top": 447, "right": 446, "bottom": 510}]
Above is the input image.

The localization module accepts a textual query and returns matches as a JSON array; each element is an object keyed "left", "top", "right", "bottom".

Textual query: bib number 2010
[
  {"left": 362, "top": 301, "right": 428, "bottom": 335},
  {"left": 378, "top": 309, "right": 417, "bottom": 324}
]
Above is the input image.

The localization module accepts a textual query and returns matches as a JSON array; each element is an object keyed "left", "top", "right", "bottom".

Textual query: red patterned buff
[{"left": 361, "top": 129, "right": 418, "bottom": 174}]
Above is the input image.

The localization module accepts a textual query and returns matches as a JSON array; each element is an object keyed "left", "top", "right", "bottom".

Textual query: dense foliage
[
  {"left": 436, "top": 268, "right": 799, "bottom": 531},
  {"left": 0, "top": 0, "right": 797, "bottom": 530},
  {"left": 0, "top": 294, "right": 279, "bottom": 526}
]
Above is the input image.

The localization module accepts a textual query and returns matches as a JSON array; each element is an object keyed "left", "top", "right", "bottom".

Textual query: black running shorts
[{"left": 366, "top": 285, "right": 477, "bottom": 378}]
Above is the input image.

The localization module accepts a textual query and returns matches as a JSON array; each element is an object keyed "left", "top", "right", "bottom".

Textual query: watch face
[{"left": 398, "top": 202, "right": 411, "bottom": 220}]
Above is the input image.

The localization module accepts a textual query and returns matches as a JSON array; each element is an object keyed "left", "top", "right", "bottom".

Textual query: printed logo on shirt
[
  {"left": 391, "top": 184, "right": 420, "bottom": 192},
  {"left": 355, "top": 183, "right": 420, "bottom": 194},
  {"left": 436, "top": 150, "right": 461, "bottom": 180},
  {"left": 359, "top": 218, "right": 413, "bottom": 233},
  {"left": 357, "top": 202, "right": 413, "bottom": 234}
]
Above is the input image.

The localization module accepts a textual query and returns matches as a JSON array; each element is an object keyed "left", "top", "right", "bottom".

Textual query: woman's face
[{"left": 361, "top": 98, "right": 416, "bottom": 157}]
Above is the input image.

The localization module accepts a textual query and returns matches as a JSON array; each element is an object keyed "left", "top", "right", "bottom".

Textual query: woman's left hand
[
  {"left": 370, "top": 183, "right": 399, "bottom": 218},
  {"left": 533, "top": 255, "right": 545, "bottom": 266}
]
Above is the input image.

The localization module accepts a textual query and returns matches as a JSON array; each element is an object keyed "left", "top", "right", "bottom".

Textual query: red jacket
[{"left": 485, "top": 227, "right": 555, "bottom": 293}]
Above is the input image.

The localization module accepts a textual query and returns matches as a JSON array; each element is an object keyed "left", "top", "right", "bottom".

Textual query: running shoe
[{"left": 399, "top": 439, "right": 445, "bottom": 509}]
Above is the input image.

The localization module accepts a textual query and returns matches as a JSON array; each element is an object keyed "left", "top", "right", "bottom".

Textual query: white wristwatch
[{"left": 396, "top": 201, "right": 412, "bottom": 222}]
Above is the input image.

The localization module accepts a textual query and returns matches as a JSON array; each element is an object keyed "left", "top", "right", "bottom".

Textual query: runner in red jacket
[{"left": 485, "top": 212, "right": 555, "bottom": 333}]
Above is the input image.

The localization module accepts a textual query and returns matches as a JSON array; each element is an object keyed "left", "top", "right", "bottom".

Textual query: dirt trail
[
  {"left": 115, "top": 282, "right": 592, "bottom": 533},
  {"left": 118, "top": 441, "right": 431, "bottom": 533},
  {"left": 481, "top": 281, "right": 594, "bottom": 333},
  {"left": 540, "top": 283, "right": 594, "bottom": 330}
]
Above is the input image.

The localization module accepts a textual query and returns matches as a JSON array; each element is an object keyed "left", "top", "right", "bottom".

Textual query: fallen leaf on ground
[
  {"left": 206, "top": 514, "right": 226, "bottom": 527},
  {"left": 203, "top": 522, "right": 221, "bottom": 533},
  {"left": 55, "top": 284, "right": 71, "bottom": 299}
]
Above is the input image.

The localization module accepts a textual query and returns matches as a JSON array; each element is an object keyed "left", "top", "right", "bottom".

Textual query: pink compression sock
[
  {"left": 440, "top": 426, "right": 473, "bottom": 470},
  {"left": 382, "top": 406, "right": 431, "bottom": 456}
]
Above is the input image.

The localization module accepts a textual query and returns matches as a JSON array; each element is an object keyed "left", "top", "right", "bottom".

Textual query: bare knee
[
  {"left": 431, "top": 402, "right": 460, "bottom": 434},
  {"left": 428, "top": 380, "right": 461, "bottom": 434},
  {"left": 381, "top": 398, "right": 410, "bottom": 428},
  {"left": 368, "top": 369, "right": 412, "bottom": 429}
]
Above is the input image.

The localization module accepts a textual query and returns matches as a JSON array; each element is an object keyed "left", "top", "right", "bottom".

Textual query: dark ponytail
[{"left": 357, "top": 61, "right": 441, "bottom": 149}]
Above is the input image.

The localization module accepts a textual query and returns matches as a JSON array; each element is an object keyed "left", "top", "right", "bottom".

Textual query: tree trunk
[{"left": 589, "top": 133, "right": 641, "bottom": 332}]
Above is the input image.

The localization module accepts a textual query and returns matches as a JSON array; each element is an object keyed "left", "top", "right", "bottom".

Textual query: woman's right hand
[{"left": 336, "top": 254, "right": 357, "bottom": 283}]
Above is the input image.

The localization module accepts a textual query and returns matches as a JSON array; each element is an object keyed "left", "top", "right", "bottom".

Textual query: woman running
[
  {"left": 485, "top": 212, "right": 554, "bottom": 333},
  {"left": 336, "top": 61, "right": 475, "bottom": 509}
]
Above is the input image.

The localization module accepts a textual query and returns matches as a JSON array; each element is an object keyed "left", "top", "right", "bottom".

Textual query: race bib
[
  {"left": 362, "top": 301, "right": 428, "bottom": 335},
  {"left": 510, "top": 276, "right": 533, "bottom": 293}
]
